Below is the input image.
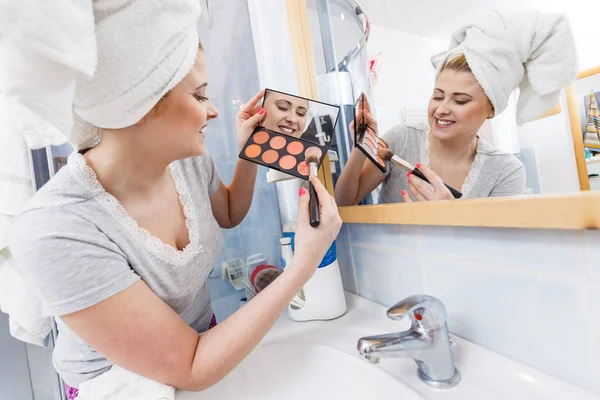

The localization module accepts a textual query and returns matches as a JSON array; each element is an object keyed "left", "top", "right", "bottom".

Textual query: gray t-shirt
[
  {"left": 8, "top": 152, "right": 224, "bottom": 388},
  {"left": 378, "top": 122, "right": 526, "bottom": 203}
]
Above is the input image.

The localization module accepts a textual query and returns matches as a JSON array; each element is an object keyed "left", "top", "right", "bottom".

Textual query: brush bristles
[
  {"left": 305, "top": 146, "right": 322, "bottom": 164},
  {"left": 377, "top": 148, "right": 393, "bottom": 162},
  {"left": 305, "top": 154, "right": 320, "bottom": 164}
]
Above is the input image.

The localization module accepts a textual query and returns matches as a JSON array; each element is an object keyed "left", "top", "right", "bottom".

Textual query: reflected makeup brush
[
  {"left": 377, "top": 148, "right": 462, "bottom": 199},
  {"left": 305, "top": 147, "right": 323, "bottom": 227}
]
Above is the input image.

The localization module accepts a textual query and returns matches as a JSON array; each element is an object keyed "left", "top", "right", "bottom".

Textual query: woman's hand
[
  {"left": 402, "top": 164, "right": 454, "bottom": 202},
  {"left": 236, "top": 88, "right": 266, "bottom": 151},
  {"left": 292, "top": 176, "right": 342, "bottom": 276},
  {"left": 349, "top": 94, "right": 379, "bottom": 140}
]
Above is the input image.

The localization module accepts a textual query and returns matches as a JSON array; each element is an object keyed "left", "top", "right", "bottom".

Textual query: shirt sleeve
[
  {"left": 8, "top": 207, "right": 140, "bottom": 317},
  {"left": 196, "top": 151, "right": 221, "bottom": 196},
  {"left": 490, "top": 161, "right": 527, "bottom": 197}
]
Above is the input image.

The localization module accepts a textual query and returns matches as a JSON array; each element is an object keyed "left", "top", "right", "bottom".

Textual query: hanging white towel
[
  {"left": 0, "top": 0, "right": 97, "bottom": 149},
  {"left": 432, "top": 9, "right": 579, "bottom": 125},
  {"left": 0, "top": 247, "right": 52, "bottom": 347},
  {"left": 78, "top": 365, "right": 175, "bottom": 400}
]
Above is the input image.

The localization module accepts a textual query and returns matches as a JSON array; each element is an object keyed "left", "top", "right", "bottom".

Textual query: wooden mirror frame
[{"left": 285, "top": 0, "right": 600, "bottom": 230}]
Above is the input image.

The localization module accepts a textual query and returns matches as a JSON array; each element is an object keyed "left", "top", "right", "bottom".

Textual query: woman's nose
[{"left": 208, "top": 101, "right": 219, "bottom": 119}]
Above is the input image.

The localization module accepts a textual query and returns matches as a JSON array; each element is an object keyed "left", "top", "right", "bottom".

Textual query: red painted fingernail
[
  {"left": 299, "top": 187, "right": 307, "bottom": 197},
  {"left": 402, "top": 190, "right": 407, "bottom": 196},
  {"left": 259, "top": 108, "right": 265, "bottom": 115},
  {"left": 416, "top": 163, "right": 422, "bottom": 168},
  {"left": 406, "top": 172, "right": 412, "bottom": 177}
]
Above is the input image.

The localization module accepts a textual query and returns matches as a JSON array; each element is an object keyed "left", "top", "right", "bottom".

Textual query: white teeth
[
  {"left": 437, "top": 119, "right": 454, "bottom": 126},
  {"left": 280, "top": 126, "right": 294, "bottom": 133},
  {"left": 199, "top": 128, "right": 206, "bottom": 134}
]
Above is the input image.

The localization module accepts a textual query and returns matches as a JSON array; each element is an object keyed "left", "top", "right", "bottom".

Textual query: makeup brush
[
  {"left": 377, "top": 148, "right": 462, "bottom": 199},
  {"left": 305, "top": 147, "right": 323, "bottom": 227}
]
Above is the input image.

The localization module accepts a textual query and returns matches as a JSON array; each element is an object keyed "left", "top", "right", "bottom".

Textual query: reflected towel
[{"left": 432, "top": 9, "right": 578, "bottom": 125}]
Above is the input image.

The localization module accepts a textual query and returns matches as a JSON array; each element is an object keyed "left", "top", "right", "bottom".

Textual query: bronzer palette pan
[
  {"left": 238, "top": 89, "right": 340, "bottom": 180},
  {"left": 354, "top": 93, "right": 388, "bottom": 174},
  {"left": 239, "top": 127, "right": 328, "bottom": 180}
]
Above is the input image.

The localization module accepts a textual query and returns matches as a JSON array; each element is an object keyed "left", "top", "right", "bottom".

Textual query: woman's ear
[{"left": 487, "top": 105, "right": 495, "bottom": 119}]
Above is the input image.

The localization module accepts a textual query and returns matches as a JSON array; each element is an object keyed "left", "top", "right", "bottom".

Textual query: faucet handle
[{"left": 387, "top": 295, "right": 448, "bottom": 330}]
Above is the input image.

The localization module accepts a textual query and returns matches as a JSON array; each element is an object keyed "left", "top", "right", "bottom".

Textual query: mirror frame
[{"left": 286, "top": 0, "right": 600, "bottom": 229}]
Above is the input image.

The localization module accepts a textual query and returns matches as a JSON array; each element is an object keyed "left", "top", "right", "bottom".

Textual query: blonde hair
[
  {"left": 440, "top": 54, "right": 494, "bottom": 114},
  {"left": 441, "top": 54, "right": 472, "bottom": 73}
]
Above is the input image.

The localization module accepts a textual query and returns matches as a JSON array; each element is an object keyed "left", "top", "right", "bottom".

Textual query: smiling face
[
  {"left": 144, "top": 49, "right": 219, "bottom": 160},
  {"left": 262, "top": 93, "right": 309, "bottom": 137},
  {"left": 428, "top": 58, "right": 494, "bottom": 143}
]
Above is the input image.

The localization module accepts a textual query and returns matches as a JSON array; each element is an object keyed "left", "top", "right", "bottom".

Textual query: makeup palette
[
  {"left": 238, "top": 89, "right": 340, "bottom": 180},
  {"left": 354, "top": 94, "right": 389, "bottom": 174},
  {"left": 239, "top": 127, "right": 328, "bottom": 180}
]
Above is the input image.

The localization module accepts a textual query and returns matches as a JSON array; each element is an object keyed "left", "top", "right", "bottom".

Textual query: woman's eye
[
  {"left": 277, "top": 106, "right": 289, "bottom": 112},
  {"left": 433, "top": 97, "right": 444, "bottom": 101},
  {"left": 297, "top": 112, "right": 306, "bottom": 118},
  {"left": 455, "top": 100, "right": 469, "bottom": 105},
  {"left": 194, "top": 94, "right": 208, "bottom": 102}
]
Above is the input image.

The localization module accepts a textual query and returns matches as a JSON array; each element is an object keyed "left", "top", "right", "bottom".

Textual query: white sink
[
  {"left": 179, "top": 342, "right": 423, "bottom": 400},
  {"left": 178, "top": 292, "right": 599, "bottom": 400}
]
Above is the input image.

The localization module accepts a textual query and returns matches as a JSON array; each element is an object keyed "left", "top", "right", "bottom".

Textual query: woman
[
  {"left": 336, "top": 8, "right": 579, "bottom": 206},
  {"left": 262, "top": 91, "right": 310, "bottom": 138},
  {"left": 8, "top": 43, "right": 341, "bottom": 396},
  {"left": 335, "top": 54, "right": 527, "bottom": 205}
]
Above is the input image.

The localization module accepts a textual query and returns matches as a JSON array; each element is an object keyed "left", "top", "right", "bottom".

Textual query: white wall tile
[
  {"left": 424, "top": 255, "right": 599, "bottom": 393},
  {"left": 337, "top": 223, "right": 351, "bottom": 244},
  {"left": 421, "top": 226, "right": 584, "bottom": 275},
  {"left": 336, "top": 241, "right": 357, "bottom": 294},
  {"left": 583, "top": 230, "right": 600, "bottom": 281},
  {"left": 352, "top": 245, "right": 424, "bottom": 307},
  {"left": 349, "top": 224, "right": 420, "bottom": 250},
  {"left": 589, "top": 281, "right": 600, "bottom": 394}
]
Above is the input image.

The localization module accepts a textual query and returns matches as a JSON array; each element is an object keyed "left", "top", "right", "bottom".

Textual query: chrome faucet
[{"left": 357, "top": 295, "right": 461, "bottom": 388}]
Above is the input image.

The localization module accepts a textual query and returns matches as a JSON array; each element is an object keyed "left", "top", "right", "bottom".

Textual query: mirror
[
  {"left": 260, "top": 89, "right": 340, "bottom": 146},
  {"left": 305, "top": 0, "right": 599, "bottom": 207},
  {"left": 238, "top": 89, "right": 340, "bottom": 180}
]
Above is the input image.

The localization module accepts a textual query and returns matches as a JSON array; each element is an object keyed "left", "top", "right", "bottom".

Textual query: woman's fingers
[
  {"left": 401, "top": 189, "right": 412, "bottom": 203},
  {"left": 414, "top": 163, "right": 448, "bottom": 194},
  {"left": 408, "top": 173, "right": 433, "bottom": 201},
  {"left": 240, "top": 89, "right": 266, "bottom": 115}
]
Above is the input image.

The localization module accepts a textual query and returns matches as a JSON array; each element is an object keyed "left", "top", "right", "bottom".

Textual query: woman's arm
[
  {"left": 210, "top": 89, "right": 265, "bottom": 228},
  {"left": 334, "top": 146, "right": 386, "bottom": 206},
  {"left": 61, "top": 176, "right": 341, "bottom": 392}
]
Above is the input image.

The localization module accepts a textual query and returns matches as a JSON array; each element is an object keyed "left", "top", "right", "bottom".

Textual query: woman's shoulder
[
  {"left": 381, "top": 121, "right": 428, "bottom": 152},
  {"left": 478, "top": 138, "right": 525, "bottom": 175}
]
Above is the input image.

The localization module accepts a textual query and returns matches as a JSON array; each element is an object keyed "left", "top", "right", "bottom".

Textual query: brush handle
[
  {"left": 309, "top": 181, "right": 320, "bottom": 227},
  {"left": 412, "top": 168, "right": 462, "bottom": 199}
]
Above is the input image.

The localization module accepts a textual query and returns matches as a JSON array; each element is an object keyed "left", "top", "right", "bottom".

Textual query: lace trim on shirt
[
  {"left": 68, "top": 152, "right": 202, "bottom": 266},
  {"left": 460, "top": 139, "right": 485, "bottom": 198},
  {"left": 423, "top": 126, "right": 485, "bottom": 198}
]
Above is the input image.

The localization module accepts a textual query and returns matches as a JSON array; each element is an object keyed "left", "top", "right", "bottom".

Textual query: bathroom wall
[
  {"left": 336, "top": 223, "right": 600, "bottom": 395},
  {"left": 198, "top": 1, "right": 283, "bottom": 321}
]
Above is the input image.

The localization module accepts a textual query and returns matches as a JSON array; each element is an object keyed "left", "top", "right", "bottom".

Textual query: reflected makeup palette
[
  {"left": 354, "top": 94, "right": 388, "bottom": 174},
  {"left": 239, "top": 127, "right": 328, "bottom": 180}
]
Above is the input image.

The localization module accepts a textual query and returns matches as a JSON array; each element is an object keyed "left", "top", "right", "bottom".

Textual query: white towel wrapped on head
[
  {"left": 432, "top": 9, "right": 578, "bottom": 125},
  {"left": 71, "top": 0, "right": 202, "bottom": 149}
]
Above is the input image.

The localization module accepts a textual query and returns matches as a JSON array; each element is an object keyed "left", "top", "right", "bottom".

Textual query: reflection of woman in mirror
[
  {"left": 336, "top": 55, "right": 524, "bottom": 205},
  {"left": 262, "top": 92, "right": 310, "bottom": 138},
  {"left": 335, "top": 10, "right": 577, "bottom": 205}
]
